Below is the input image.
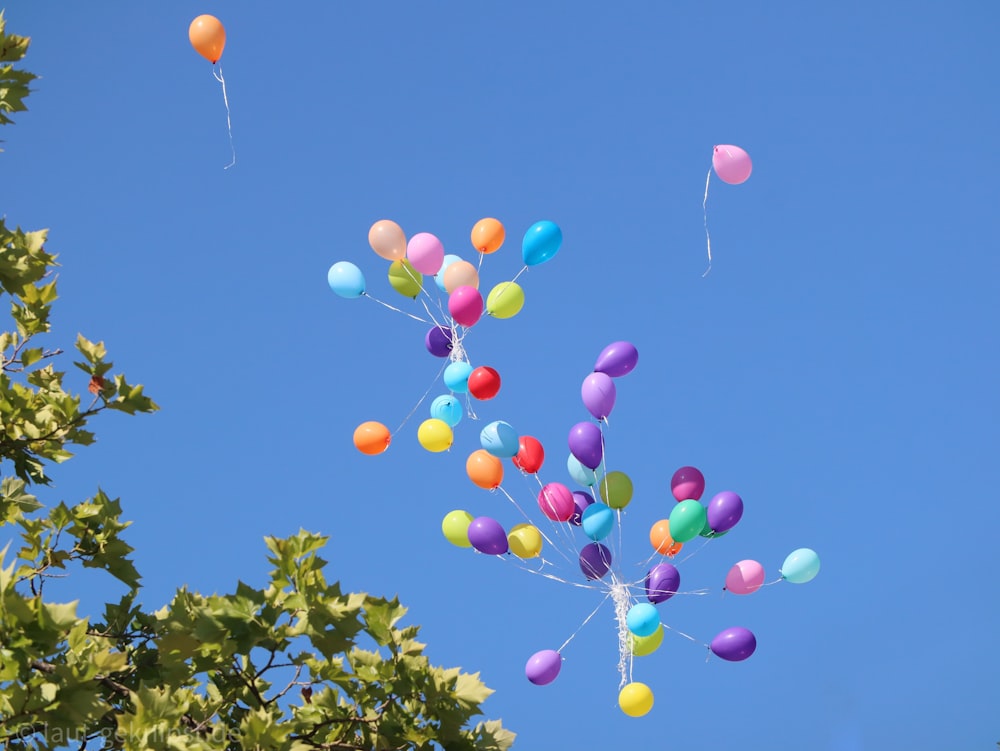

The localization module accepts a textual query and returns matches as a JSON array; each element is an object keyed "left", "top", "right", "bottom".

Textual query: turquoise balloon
[
  {"left": 435, "top": 254, "right": 462, "bottom": 291},
  {"left": 327, "top": 261, "right": 365, "bottom": 298},
  {"left": 522, "top": 220, "right": 562, "bottom": 266},
  {"left": 480, "top": 420, "right": 519, "bottom": 458},
  {"left": 430, "top": 394, "right": 463, "bottom": 427},
  {"left": 443, "top": 361, "right": 474, "bottom": 393},
  {"left": 567, "top": 453, "right": 604, "bottom": 487},
  {"left": 668, "top": 499, "right": 707, "bottom": 543},
  {"left": 625, "top": 602, "right": 660, "bottom": 637},
  {"left": 781, "top": 548, "right": 821, "bottom": 584},
  {"left": 581, "top": 503, "right": 614, "bottom": 541}
]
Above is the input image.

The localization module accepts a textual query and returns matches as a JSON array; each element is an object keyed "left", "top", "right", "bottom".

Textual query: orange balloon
[
  {"left": 471, "top": 218, "right": 505, "bottom": 254},
  {"left": 369, "top": 220, "right": 407, "bottom": 261},
  {"left": 189, "top": 15, "right": 226, "bottom": 64},
  {"left": 443, "top": 260, "right": 479, "bottom": 293},
  {"left": 354, "top": 421, "right": 391, "bottom": 455},
  {"left": 649, "top": 519, "right": 683, "bottom": 557},
  {"left": 466, "top": 449, "right": 504, "bottom": 489}
]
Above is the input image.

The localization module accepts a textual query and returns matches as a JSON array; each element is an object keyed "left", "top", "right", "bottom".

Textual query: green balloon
[
  {"left": 668, "top": 499, "right": 706, "bottom": 543},
  {"left": 486, "top": 281, "right": 525, "bottom": 319},
  {"left": 599, "top": 470, "right": 633, "bottom": 509},
  {"left": 441, "top": 509, "right": 474, "bottom": 548},
  {"left": 631, "top": 623, "right": 664, "bottom": 656},
  {"left": 388, "top": 259, "right": 423, "bottom": 299}
]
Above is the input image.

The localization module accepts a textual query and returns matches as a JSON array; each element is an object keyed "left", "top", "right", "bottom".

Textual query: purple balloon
[
  {"left": 569, "top": 490, "right": 595, "bottom": 526},
  {"left": 579, "top": 542, "right": 612, "bottom": 580},
  {"left": 580, "top": 372, "right": 617, "bottom": 420},
  {"left": 710, "top": 626, "right": 757, "bottom": 662},
  {"left": 425, "top": 325, "right": 453, "bottom": 358},
  {"left": 467, "top": 516, "right": 508, "bottom": 555},
  {"left": 568, "top": 421, "right": 604, "bottom": 470},
  {"left": 593, "top": 341, "right": 638, "bottom": 378},
  {"left": 671, "top": 466, "right": 705, "bottom": 501},
  {"left": 525, "top": 649, "right": 562, "bottom": 685},
  {"left": 645, "top": 562, "right": 681, "bottom": 604},
  {"left": 706, "top": 491, "right": 744, "bottom": 534}
]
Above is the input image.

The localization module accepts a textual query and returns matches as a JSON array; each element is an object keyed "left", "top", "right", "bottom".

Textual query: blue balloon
[
  {"left": 327, "top": 261, "right": 365, "bottom": 298},
  {"left": 625, "top": 602, "right": 660, "bottom": 637},
  {"left": 430, "top": 394, "right": 463, "bottom": 427},
  {"left": 780, "top": 548, "right": 821, "bottom": 584},
  {"left": 522, "top": 221, "right": 562, "bottom": 266},
  {"left": 435, "top": 254, "right": 462, "bottom": 291},
  {"left": 581, "top": 503, "right": 614, "bottom": 541},
  {"left": 443, "top": 361, "right": 474, "bottom": 393},
  {"left": 480, "top": 420, "right": 520, "bottom": 458},
  {"left": 567, "top": 453, "right": 604, "bottom": 487}
]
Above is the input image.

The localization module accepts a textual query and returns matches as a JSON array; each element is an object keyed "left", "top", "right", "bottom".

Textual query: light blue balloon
[
  {"left": 435, "top": 254, "right": 462, "bottom": 291},
  {"left": 480, "top": 420, "right": 519, "bottom": 458},
  {"left": 522, "top": 220, "right": 563, "bottom": 266},
  {"left": 327, "top": 261, "right": 365, "bottom": 298},
  {"left": 626, "top": 602, "right": 660, "bottom": 637},
  {"left": 567, "top": 453, "right": 604, "bottom": 487},
  {"left": 430, "top": 394, "right": 463, "bottom": 427},
  {"left": 443, "top": 361, "right": 474, "bottom": 393},
  {"left": 780, "top": 548, "right": 821, "bottom": 584},
  {"left": 581, "top": 503, "right": 614, "bottom": 541}
]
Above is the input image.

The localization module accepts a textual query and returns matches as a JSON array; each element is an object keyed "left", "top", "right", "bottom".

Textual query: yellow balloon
[
  {"left": 631, "top": 624, "right": 664, "bottom": 656},
  {"left": 442, "top": 510, "right": 474, "bottom": 548},
  {"left": 508, "top": 523, "right": 542, "bottom": 558},
  {"left": 443, "top": 260, "right": 479, "bottom": 292},
  {"left": 619, "top": 682, "right": 654, "bottom": 717},
  {"left": 486, "top": 282, "right": 525, "bottom": 319},
  {"left": 418, "top": 418, "right": 453, "bottom": 453}
]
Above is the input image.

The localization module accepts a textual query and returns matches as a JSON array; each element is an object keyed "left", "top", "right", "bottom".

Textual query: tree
[{"left": 0, "top": 16, "right": 514, "bottom": 750}]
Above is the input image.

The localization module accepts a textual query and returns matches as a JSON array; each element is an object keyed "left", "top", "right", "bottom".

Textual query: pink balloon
[
  {"left": 538, "top": 482, "right": 575, "bottom": 522},
  {"left": 712, "top": 145, "right": 752, "bottom": 185},
  {"left": 725, "top": 559, "right": 765, "bottom": 595},
  {"left": 448, "top": 285, "right": 483, "bottom": 327},
  {"left": 671, "top": 466, "right": 705, "bottom": 502},
  {"left": 406, "top": 232, "right": 445, "bottom": 274}
]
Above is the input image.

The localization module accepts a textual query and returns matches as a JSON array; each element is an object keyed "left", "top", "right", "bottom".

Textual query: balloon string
[
  {"left": 702, "top": 167, "right": 713, "bottom": 276},
  {"left": 391, "top": 359, "right": 449, "bottom": 435},
  {"left": 557, "top": 591, "right": 612, "bottom": 654},
  {"left": 363, "top": 293, "right": 430, "bottom": 323},
  {"left": 609, "top": 579, "right": 635, "bottom": 688},
  {"left": 212, "top": 65, "right": 236, "bottom": 170},
  {"left": 662, "top": 621, "right": 707, "bottom": 649},
  {"left": 496, "top": 485, "right": 576, "bottom": 568}
]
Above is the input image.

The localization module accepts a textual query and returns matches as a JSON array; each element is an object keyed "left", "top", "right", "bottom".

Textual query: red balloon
[
  {"left": 512, "top": 435, "right": 545, "bottom": 473},
  {"left": 467, "top": 366, "right": 501, "bottom": 400}
]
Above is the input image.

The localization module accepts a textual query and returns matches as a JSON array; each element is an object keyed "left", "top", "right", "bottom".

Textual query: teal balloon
[
  {"left": 581, "top": 503, "right": 614, "bottom": 541},
  {"left": 625, "top": 602, "right": 660, "bottom": 637},
  {"left": 327, "top": 261, "right": 365, "bottom": 298},
  {"left": 522, "top": 220, "right": 562, "bottom": 266},
  {"left": 668, "top": 499, "right": 707, "bottom": 543},
  {"left": 435, "top": 254, "right": 462, "bottom": 291},
  {"left": 443, "top": 361, "right": 473, "bottom": 393},
  {"left": 430, "top": 394, "right": 463, "bottom": 427},
  {"left": 480, "top": 420, "right": 519, "bottom": 458},
  {"left": 781, "top": 548, "right": 821, "bottom": 584},
  {"left": 567, "top": 453, "right": 604, "bottom": 487}
]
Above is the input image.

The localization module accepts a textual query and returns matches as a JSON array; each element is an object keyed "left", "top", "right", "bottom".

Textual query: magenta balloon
[
  {"left": 525, "top": 649, "right": 562, "bottom": 685},
  {"left": 579, "top": 542, "right": 612, "bottom": 580},
  {"left": 538, "top": 482, "right": 575, "bottom": 522},
  {"left": 712, "top": 144, "right": 752, "bottom": 185},
  {"left": 448, "top": 285, "right": 483, "bottom": 327},
  {"left": 670, "top": 466, "right": 705, "bottom": 501},
  {"left": 725, "top": 560, "right": 765, "bottom": 595},
  {"left": 710, "top": 627, "right": 757, "bottom": 661},
  {"left": 593, "top": 341, "right": 638, "bottom": 378},
  {"left": 467, "top": 516, "right": 508, "bottom": 555},
  {"left": 706, "top": 491, "right": 743, "bottom": 533},
  {"left": 569, "top": 490, "right": 595, "bottom": 526},
  {"left": 580, "top": 372, "right": 617, "bottom": 420},
  {"left": 568, "top": 421, "right": 604, "bottom": 470},
  {"left": 644, "top": 562, "right": 681, "bottom": 604}
]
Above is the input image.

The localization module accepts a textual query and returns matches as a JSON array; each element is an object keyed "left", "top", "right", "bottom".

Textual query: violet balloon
[
  {"left": 579, "top": 542, "right": 612, "bottom": 580},
  {"left": 670, "top": 466, "right": 705, "bottom": 502},
  {"left": 710, "top": 627, "right": 757, "bottom": 662},
  {"left": 568, "top": 421, "right": 604, "bottom": 470},
  {"left": 593, "top": 341, "right": 638, "bottom": 378},
  {"left": 706, "top": 491, "right": 744, "bottom": 533},
  {"left": 525, "top": 649, "right": 562, "bottom": 685},
  {"left": 467, "top": 517, "right": 508, "bottom": 555},
  {"left": 581, "top": 372, "right": 617, "bottom": 420},
  {"left": 569, "top": 490, "right": 595, "bottom": 526},
  {"left": 425, "top": 325, "right": 453, "bottom": 358},
  {"left": 645, "top": 562, "right": 681, "bottom": 604}
]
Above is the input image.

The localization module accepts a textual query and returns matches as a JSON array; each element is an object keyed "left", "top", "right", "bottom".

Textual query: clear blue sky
[{"left": 4, "top": 2, "right": 999, "bottom": 749}]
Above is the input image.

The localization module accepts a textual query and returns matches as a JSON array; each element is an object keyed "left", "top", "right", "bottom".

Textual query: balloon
[
  {"left": 598, "top": 470, "right": 633, "bottom": 510},
  {"left": 710, "top": 626, "right": 757, "bottom": 661},
  {"left": 353, "top": 421, "right": 390, "bottom": 455},
  {"left": 699, "top": 516, "right": 729, "bottom": 539},
  {"left": 568, "top": 422, "right": 604, "bottom": 470},
  {"left": 725, "top": 560, "right": 765, "bottom": 595},
  {"left": 467, "top": 366, "right": 501, "bottom": 400},
  {"left": 712, "top": 144, "right": 753, "bottom": 185},
  {"left": 645, "top": 562, "right": 681, "bottom": 604},
  {"left": 566, "top": 453, "right": 601, "bottom": 487},
  {"left": 581, "top": 503, "right": 614, "bottom": 541},
  {"left": 668, "top": 499, "right": 707, "bottom": 543},
  {"left": 538, "top": 482, "right": 575, "bottom": 522},
  {"left": 579, "top": 542, "right": 611, "bottom": 580},
  {"left": 522, "top": 220, "right": 562, "bottom": 266},
  {"left": 581, "top": 372, "right": 616, "bottom": 420},
  {"left": 369, "top": 219, "right": 406, "bottom": 261},
  {"left": 406, "top": 232, "right": 444, "bottom": 274},
  {"left": 781, "top": 548, "right": 821, "bottom": 584},
  {"left": 485, "top": 282, "right": 525, "bottom": 319},
  {"left": 467, "top": 517, "right": 508, "bottom": 555},
  {"left": 327, "top": 261, "right": 365, "bottom": 298},
  {"left": 569, "top": 490, "right": 595, "bottom": 525},
  {"left": 472, "top": 218, "right": 505, "bottom": 254},
  {"left": 706, "top": 491, "right": 744, "bottom": 533},
  {"left": 618, "top": 682, "right": 653, "bottom": 718},
  {"left": 508, "top": 524, "right": 543, "bottom": 559},
  {"left": 388, "top": 259, "right": 422, "bottom": 299},
  {"left": 466, "top": 449, "right": 503, "bottom": 489},
  {"left": 417, "top": 418, "right": 452, "bottom": 453},
  {"left": 513, "top": 436, "right": 545, "bottom": 474},
  {"left": 435, "top": 254, "right": 461, "bottom": 291},
  {"left": 480, "top": 420, "right": 519, "bottom": 458},
  {"left": 525, "top": 649, "right": 560, "bottom": 685},
  {"left": 443, "top": 361, "right": 473, "bottom": 392},
  {"left": 671, "top": 466, "right": 705, "bottom": 502},
  {"left": 430, "top": 394, "right": 463, "bottom": 427},
  {"left": 631, "top": 624, "right": 664, "bottom": 657},
  {"left": 448, "top": 285, "right": 483, "bottom": 327},
  {"left": 626, "top": 603, "right": 660, "bottom": 637},
  {"left": 443, "top": 260, "right": 479, "bottom": 292},
  {"left": 593, "top": 341, "right": 638, "bottom": 378},
  {"left": 441, "top": 510, "right": 474, "bottom": 548},
  {"left": 189, "top": 14, "right": 226, "bottom": 64},
  {"left": 649, "top": 519, "right": 683, "bottom": 557},
  {"left": 425, "top": 325, "right": 453, "bottom": 358}
]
